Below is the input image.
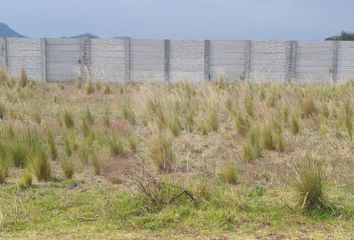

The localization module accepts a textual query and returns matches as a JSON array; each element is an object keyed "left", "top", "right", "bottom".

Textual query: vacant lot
[{"left": 0, "top": 70, "right": 353, "bottom": 239}]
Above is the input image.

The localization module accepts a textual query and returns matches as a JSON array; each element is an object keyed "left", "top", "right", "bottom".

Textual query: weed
[
  {"left": 242, "top": 126, "right": 262, "bottom": 162},
  {"left": 235, "top": 113, "right": 251, "bottom": 137},
  {"left": 301, "top": 96, "right": 318, "bottom": 118},
  {"left": 128, "top": 134, "right": 139, "bottom": 152},
  {"left": 244, "top": 92, "right": 254, "bottom": 117},
  {"left": 290, "top": 115, "right": 300, "bottom": 135},
  {"left": 243, "top": 141, "right": 257, "bottom": 163},
  {"left": 91, "top": 152, "right": 100, "bottom": 175},
  {"left": 79, "top": 144, "right": 89, "bottom": 165},
  {"left": 122, "top": 102, "right": 136, "bottom": 125},
  {"left": 342, "top": 98, "right": 353, "bottom": 141},
  {"left": 63, "top": 133, "right": 73, "bottom": 157},
  {"left": 288, "top": 154, "right": 328, "bottom": 211},
  {"left": 104, "top": 84, "right": 112, "bottom": 94},
  {"left": 218, "top": 165, "right": 238, "bottom": 184},
  {"left": 103, "top": 108, "right": 111, "bottom": 127},
  {"left": 106, "top": 134, "right": 125, "bottom": 156},
  {"left": 147, "top": 131, "right": 175, "bottom": 173},
  {"left": 0, "top": 159, "right": 8, "bottom": 184},
  {"left": 86, "top": 81, "right": 95, "bottom": 95},
  {"left": 169, "top": 112, "right": 182, "bottom": 137},
  {"left": 17, "top": 167, "right": 33, "bottom": 188},
  {"left": 33, "top": 149, "right": 51, "bottom": 182},
  {"left": 83, "top": 108, "right": 95, "bottom": 126},
  {"left": 47, "top": 130, "right": 57, "bottom": 160},
  {"left": 0, "top": 102, "right": 6, "bottom": 119},
  {"left": 63, "top": 110, "right": 74, "bottom": 128},
  {"left": 62, "top": 158, "right": 75, "bottom": 179},
  {"left": 8, "top": 138, "right": 29, "bottom": 168},
  {"left": 19, "top": 66, "right": 28, "bottom": 88},
  {"left": 261, "top": 124, "right": 274, "bottom": 151}
]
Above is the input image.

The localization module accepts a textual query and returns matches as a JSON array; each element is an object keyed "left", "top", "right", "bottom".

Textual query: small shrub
[
  {"left": 235, "top": 113, "right": 251, "bottom": 137},
  {"left": 103, "top": 108, "right": 111, "bottom": 127},
  {"left": 95, "top": 82, "right": 101, "bottom": 91},
  {"left": 62, "top": 158, "right": 75, "bottom": 179},
  {"left": 63, "top": 110, "right": 74, "bottom": 128},
  {"left": 266, "top": 90, "right": 278, "bottom": 108},
  {"left": 86, "top": 81, "right": 95, "bottom": 95},
  {"left": 33, "top": 149, "right": 51, "bottom": 182},
  {"left": 8, "top": 139, "right": 29, "bottom": 168},
  {"left": 83, "top": 108, "right": 94, "bottom": 126},
  {"left": 301, "top": 96, "right": 318, "bottom": 118},
  {"left": 288, "top": 155, "right": 328, "bottom": 211},
  {"left": 0, "top": 102, "right": 6, "bottom": 119},
  {"left": 273, "top": 131, "right": 286, "bottom": 152},
  {"left": 290, "top": 115, "right": 300, "bottom": 135},
  {"left": 122, "top": 103, "right": 136, "bottom": 125},
  {"left": 47, "top": 130, "right": 57, "bottom": 160},
  {"left": 91, "top": 152, "right": 100, "bottom": 175},
  {"left": 242, "top": 141, "right": 257, "bottom": 163},
  {"left": 261, "top": 122, "right": 286, "bottom": 152},
  {"left": 81, "top": 118, "right": 91, "bottom": 137},
  {"left": 342, "top": 98, "right": 353, "bottom": 141},
  {"left": 17, "top": 167, "right": 33, "bottom": 188},
  {"left": 206, "top": 104, "right": 219, "bottom": 132},
  {"left": 128, "top": 134, "right": 139, "bottom": 152},
  {"left": 104, "top": 84, "right": 112, "bottom": 94},
  {"left": 79, "top": 144, "right": 89, "bottom": 165},
  {"left": 106, "top": 134, "right": 125, "bottom": 156},
  {"left": 147, "top": 131, "right": 175, "bottom": 173},
  {"left": 244, "top": 93, "right": 254, "bottom": 117},
  {"left": 0, "top": 160, "right": 8, "bottom": 184},
  {"left": 33, "top": 111, "right": 41, "bottom": 125},
  {"left": 218, "top": 165, "right": 238, "bottom": 184},
  {"left": 185, "top": 110, "right": 195, "bottom": 132},
  {"left": 169, "top": 113, "right": 182, "bottom": 137},
  {"left": 242, "top": 126, "right": 262, "bottom": 162},
  {"left": 215, "top": 71, "right": 226, "bottom": 89},
  {"left": 19, "top": 66, "right": 28, "bottom": 88},
  {"left": 63, "top": 133, "right": 73, "bottom": 157},
  {"left": 261, "top": 124, "right": 274, "bottom": 151},
  {"left": 56, "top": 111, "right": 63, "bottom": 127}
]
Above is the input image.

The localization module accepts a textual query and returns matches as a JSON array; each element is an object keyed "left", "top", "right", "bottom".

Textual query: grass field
[{"left": 0, "top": 69, "right": 353, "bottom": 239}]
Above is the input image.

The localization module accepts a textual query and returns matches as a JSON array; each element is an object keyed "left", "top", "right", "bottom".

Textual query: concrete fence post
[
  {"left": 204, "top": 40, "right": 210, "bottom": 81},
  {"left": 124, "top": 38, "right": 131, "bottom": 82},
  {"left": 0, "top": 38, "right": 7, "bottom": 70},
  {"left": 40, "top": 38, "right": 47, "bottom": 82},
  {"left": 244, "top": 40, "right": 251, "bottom": 81},
  {"left": 80, "top": 38, "right": 91, "bottom": 79},
  {"left": 286, "top": 41, "right": 297, "bottom": 83},
  {"left": 331, "top": 41, "right": 339, "bottom": 82},
  {"left": 164, "top": 39, "right": 170, "bottom": 82}
]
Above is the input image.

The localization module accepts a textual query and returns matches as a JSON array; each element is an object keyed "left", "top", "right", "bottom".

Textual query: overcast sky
[{"left": 1, "top": 0, "right": 354, "bottom": 40}]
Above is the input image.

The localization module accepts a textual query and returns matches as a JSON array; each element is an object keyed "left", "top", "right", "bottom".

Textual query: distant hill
[
  {"left": 64, "top": 33, "right": 99, "bottom": 39},
  {"left": 0, "top": 22, "right": 25, "bottom": 38},
  {"left": 113, "top": 36, "right": 131, "bottom": 40}
]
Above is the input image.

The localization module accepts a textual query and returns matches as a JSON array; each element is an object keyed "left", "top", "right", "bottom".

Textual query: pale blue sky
[{"left": 2, "top": 0, "right": 354, "bottom": 40}]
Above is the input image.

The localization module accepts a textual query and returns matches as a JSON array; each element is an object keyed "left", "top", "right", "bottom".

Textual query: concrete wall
[
  {"left": 296, "top": 41, "right": 333, "bottom": 83},
  {"left": 250, "top": 41, "right": 288, "bottom": 82},
  {"left": 90, "top": 39, "right": 125, "bottom": 82},
  {"left": 131, "top": 39, "right": 165, "bottom": 82},
  {"left": 46, "top": 38, "right": 81, "bottom": 82},
  {"left": 6, "top": 38, "right": 42, "bottom": 80},
  {"left": 170, "top": 40, "right": 205, "bottom": 82},
  {"left": 209, "top": 40, "right": 246, "bottom": 81},
  {"left": 1, "top": 37, "right": 354, "bottom": 83}
]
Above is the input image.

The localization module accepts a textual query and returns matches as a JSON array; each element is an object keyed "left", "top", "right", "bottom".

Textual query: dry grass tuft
[{"left": 146, "top": 130, "right": 175, "bottom": 173}]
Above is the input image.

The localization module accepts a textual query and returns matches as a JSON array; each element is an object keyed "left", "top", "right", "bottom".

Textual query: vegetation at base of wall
[{"left": 0, "top": 71, "right": 353, "bottom": 238}]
